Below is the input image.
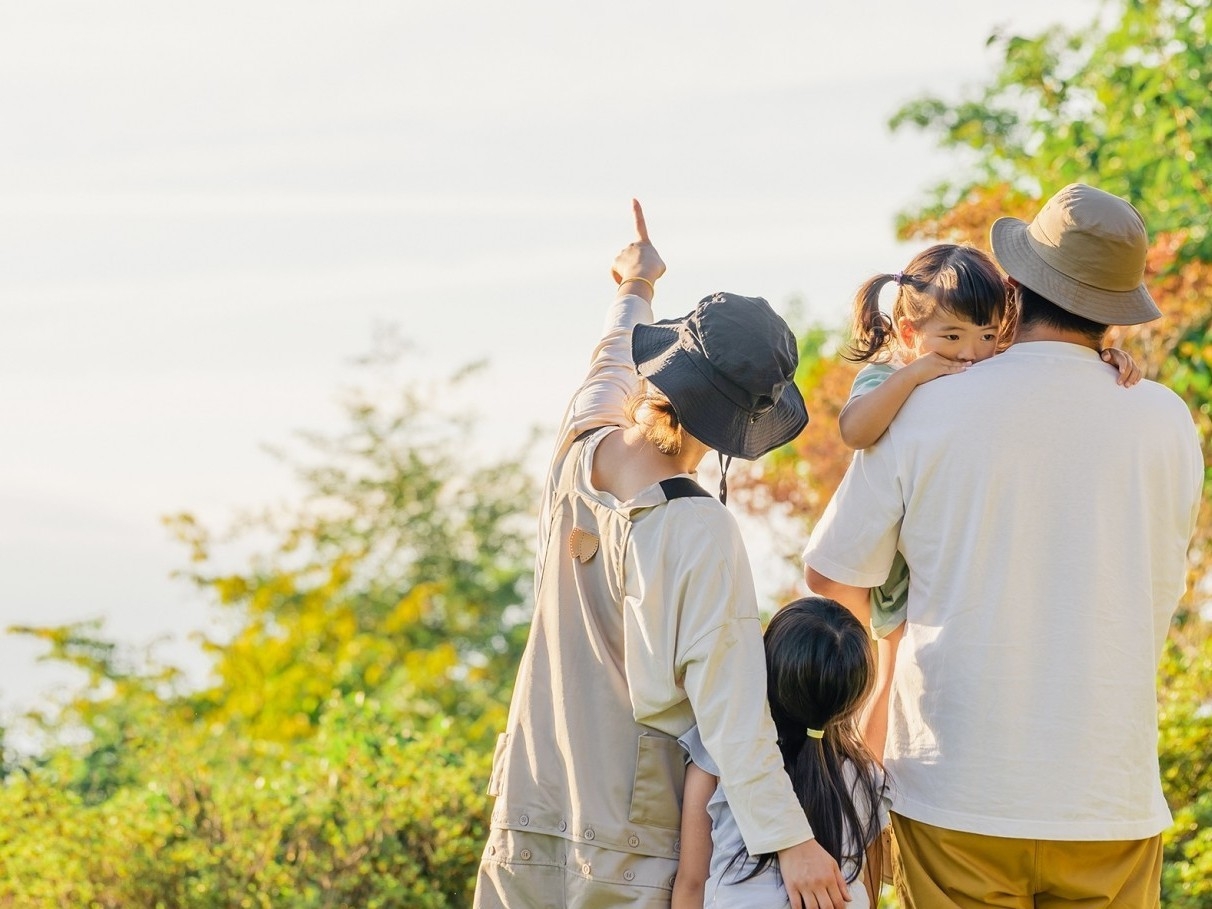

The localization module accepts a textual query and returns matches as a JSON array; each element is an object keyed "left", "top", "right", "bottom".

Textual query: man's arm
[
  {"left": 807, "top": 567, "right": 899, "bottom": 761},
  {"left": 806, "top": 566, "right": 872, "bottom": 627}
]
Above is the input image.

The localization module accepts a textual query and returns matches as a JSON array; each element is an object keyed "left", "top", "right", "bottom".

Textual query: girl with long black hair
[{"left": 674, "top": 597, "right": 890, "bottom": 908}]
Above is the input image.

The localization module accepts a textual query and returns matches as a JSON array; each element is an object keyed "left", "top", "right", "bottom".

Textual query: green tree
[
  {"left": 166, "top": 358, "right": 536, "bottom": 746},
  {"left": 1158, "top": 634, "right": 1212, "bottom": 906},
  {"left": 891, "top": 0, "right": 1211, "bottom": 253},
  {"left": 8, "top": 620, "right": 193, "bottom": 804},
  {"left": 0, "top": 691, "right": 494, "bottom": 909},
  {"left": 2, "top": 355, "right": 537, "bottom": 906}
]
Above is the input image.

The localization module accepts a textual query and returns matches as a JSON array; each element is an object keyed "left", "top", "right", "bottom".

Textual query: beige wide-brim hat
[{"left": 990, "top": 183, "right": 1161, "bottom": 325}]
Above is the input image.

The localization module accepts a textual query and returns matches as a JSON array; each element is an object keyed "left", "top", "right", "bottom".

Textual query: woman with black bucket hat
[{"left": 474, "top": 201, "right": 852, "bottom": 908}]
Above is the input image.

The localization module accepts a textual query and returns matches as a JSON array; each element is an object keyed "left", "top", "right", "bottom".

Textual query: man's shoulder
[
  {"left": 1135, "top": 376, "right": 1194, "bottom": 409},
  {"left": 1102, "top": 376, "right": 1198, "bottom": 433}
]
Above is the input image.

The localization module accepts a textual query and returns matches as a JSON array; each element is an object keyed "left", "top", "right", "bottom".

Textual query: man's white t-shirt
[{"left": 804, "top": 341, "right": 1202, "bottom": 840}]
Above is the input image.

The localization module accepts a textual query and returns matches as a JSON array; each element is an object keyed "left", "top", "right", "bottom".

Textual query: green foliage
[
  {"left": 1159, "top": 632, "right": 1212, "bottom": 909},
  {"left": 1, "top": 356, "right": 532, "bottom": 906},
  {"left": 891, "top": 0, "right": 1212, "bottom": 256},
  {"left": 8, "top": 620, "right": 193, "bottom": 806},
  {"left": 165, "top": 359, "right": 536, "bottom": 747},
  {"left": 0, "top": 692, "right": 492, "bottom": 908},
  {"left": 1164, "top": 792, "right": 1212, "bottom": 908},
  {"left": 1165, "top": 321, "right": 1212, "bottom": 404}
]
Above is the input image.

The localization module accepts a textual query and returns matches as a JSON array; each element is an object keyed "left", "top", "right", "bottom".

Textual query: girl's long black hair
[{"left": 737, "top": 596, "right": 886, "bottom": 887}]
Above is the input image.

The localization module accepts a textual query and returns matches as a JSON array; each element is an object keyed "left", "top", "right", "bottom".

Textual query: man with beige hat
[{"left": 803, "top": 183, "right": 1203, "bottom": 907}]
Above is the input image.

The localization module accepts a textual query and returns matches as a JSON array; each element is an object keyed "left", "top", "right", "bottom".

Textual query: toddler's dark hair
[{"left": 846, "top": 244, "right": 1012, "bottom": 362}]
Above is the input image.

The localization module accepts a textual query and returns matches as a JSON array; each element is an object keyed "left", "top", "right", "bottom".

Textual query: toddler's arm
[
  {"left": 672, "top": 762, "right": 717, "bottom": 909},
  {"left": 840, "top": 354, "right": 967, "bottom": 449},
  {"left": 1100, "top": 347, "right": 1141, "bottom": 386}
]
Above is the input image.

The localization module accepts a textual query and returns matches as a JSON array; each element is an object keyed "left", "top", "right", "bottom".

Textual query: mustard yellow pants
[{"left": 891, "top": 813, "right": 1162, "bottom": 908}]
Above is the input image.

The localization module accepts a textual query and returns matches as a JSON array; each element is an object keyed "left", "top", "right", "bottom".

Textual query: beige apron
[{"left": 474, "top": 430, "right": 711, "bottom": 907}]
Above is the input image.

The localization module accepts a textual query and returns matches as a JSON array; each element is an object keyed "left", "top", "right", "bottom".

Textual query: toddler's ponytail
[{"left": 845, "top": 274, "right": 898, "bottom": 362}]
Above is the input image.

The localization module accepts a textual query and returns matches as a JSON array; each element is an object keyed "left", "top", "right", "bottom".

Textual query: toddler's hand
[
  {"left": 904, "top": 352, "right": 969, "bottom": 386},
  {"left": 1101, "top": 347, "right": 1141, "bottom": 387}
]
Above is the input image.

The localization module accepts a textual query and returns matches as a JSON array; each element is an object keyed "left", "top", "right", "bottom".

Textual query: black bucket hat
[{"left": 631, "top": 292, "right": 809, "bottom": 460}]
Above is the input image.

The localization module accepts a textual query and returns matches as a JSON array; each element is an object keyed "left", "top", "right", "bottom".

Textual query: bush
[
  {"left": 1160, "top": 631, "right": 1212, "bottom": 908},
  {"left": 0, "top": 694, "right": 492, "bottom": 909}
]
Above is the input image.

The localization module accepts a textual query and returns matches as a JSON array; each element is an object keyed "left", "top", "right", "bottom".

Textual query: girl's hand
[
  {"left": 1101, "top": 347, "right": 1141, "bottom": 387},
  {"left": 611, "top": 199, "right": 666, "bottom": 294},
  {"left": 902, "top": 351, "right": 969, "bottom": 387}
]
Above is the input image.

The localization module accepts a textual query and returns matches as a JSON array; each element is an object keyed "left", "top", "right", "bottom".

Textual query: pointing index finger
[{"left": 632, "top": 198, "right": 650, "bottom": 243}]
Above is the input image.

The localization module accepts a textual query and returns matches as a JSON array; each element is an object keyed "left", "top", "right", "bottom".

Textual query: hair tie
[
  {"left": 891, "top": 271, "right": 905, "bottom": 286},
  {"left": 806, "top": 727, "right": 824, "bottom": 739}
]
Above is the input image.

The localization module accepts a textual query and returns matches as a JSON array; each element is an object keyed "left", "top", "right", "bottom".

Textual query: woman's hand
[
  {"left": 611, "top": 199, "right": 666, "bottom": 298},
  {"left": 777, "top": 838, "right": 852, "bottom": 908}
]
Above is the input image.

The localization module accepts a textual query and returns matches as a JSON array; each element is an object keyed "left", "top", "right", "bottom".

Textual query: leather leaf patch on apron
[{"left": 568, "top": 526, "right": 600, "bottom": 563}]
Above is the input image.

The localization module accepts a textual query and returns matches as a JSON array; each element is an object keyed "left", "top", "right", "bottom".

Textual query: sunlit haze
[{"left": 0, "top": 1, "right": 1099, "bottom": 727}]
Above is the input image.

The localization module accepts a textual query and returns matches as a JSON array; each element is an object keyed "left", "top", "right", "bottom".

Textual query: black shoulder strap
[{"left": 659, "top": 477, "right": 714, "bottom": 501}]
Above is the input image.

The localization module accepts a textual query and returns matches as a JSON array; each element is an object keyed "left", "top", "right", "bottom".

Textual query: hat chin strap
[{"left": 718, "top": 452, "right": 732, "bottom": 505}]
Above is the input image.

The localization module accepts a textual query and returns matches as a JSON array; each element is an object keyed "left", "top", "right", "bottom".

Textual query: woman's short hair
[{"left": 624, "top": 384, "right": 683, "bottom": 455}]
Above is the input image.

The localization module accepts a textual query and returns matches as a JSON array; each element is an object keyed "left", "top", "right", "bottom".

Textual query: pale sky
[{"left": 0, "top": 0, "right": 1099, "bottom": 728}]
